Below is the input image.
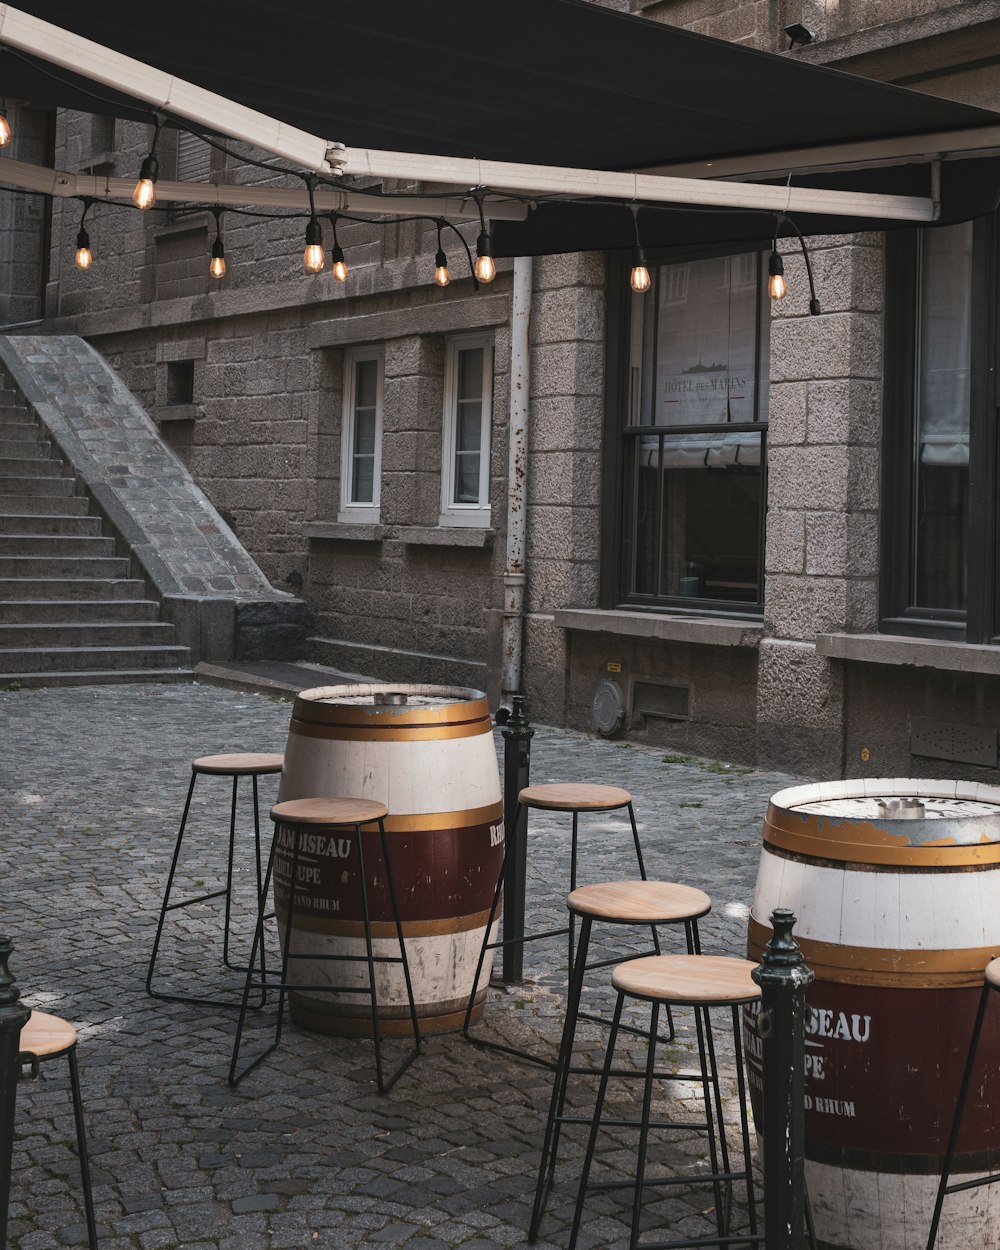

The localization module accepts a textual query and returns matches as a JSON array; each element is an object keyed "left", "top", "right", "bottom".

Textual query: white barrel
[{"left": 276, "top": 684, "right": 503, "bottom": 1036}]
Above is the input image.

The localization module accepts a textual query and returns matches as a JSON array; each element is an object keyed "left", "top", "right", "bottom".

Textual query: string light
[
  {"left": 767, "top": 245, "right": 787, "bottom": 301},
  {"left": 328, "top": 213, "right": 348, "bottom": 283},
  {"left": 74, "top": 198, "right": 93, "bottom": 271},
  {"left": 434, "top": 220, "right": 450, "bottom": 287},
  {"left": 303, "top": 177, "right": 325, "bottom": 273},
  {"left": 629, "top": 205, "right": 651, "bottom": 294},
  {"left": 209, "top": 207, "right": 226, "bottom": 279},
  {"left": 473, "top": 194, "right": 496, "bottom": 284},
  {"left": 132, "top": 118, "right": 161, "bottom": 210}
]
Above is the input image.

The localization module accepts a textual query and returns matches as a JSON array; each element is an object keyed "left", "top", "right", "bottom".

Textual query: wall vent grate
[{"left": 910, "top": 717, "right": 997, "bottom": 768}]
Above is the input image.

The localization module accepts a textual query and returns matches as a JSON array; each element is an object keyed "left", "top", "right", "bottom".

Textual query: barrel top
[
  {"left": 296, "top": 683, "right": 486, "bottom": 711},
  {"left": 612, "top": 954, "right": 761, "bottom": 1005},
  {"left": 271, "top": 797, "right": 388, "bottom": 826}
]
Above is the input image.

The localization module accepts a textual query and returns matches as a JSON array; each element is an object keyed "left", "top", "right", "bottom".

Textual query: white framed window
[
  {"left": 338, "top": 347, "right": 384, "bottom": 520},
  {"left": 440, "top": 335, "right": 493, "bottom": 527}
]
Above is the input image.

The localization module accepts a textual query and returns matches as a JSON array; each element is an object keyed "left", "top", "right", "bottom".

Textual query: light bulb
[
  {"left": 0, "top": 114, "right": 11, "bottom": 148},
  {"left": 474, "top": 230, "right": 496, "bottom": 284},
  {"left": 132, "top": 153, "right": 159, "bottom": 210},
  {"left": 434, "top": 249, "right": 450, "bottom": 288},
  {"left": 768, "top": 252, "right": 787, "bottom": 301},
  {"left": 75, "top": 227, "right": 92, "bottom": 271},
  {"left": 630, "top": 263, "right": 651, "bottom": 294},
  {"left": 330, "top": 243, "right": 348, "bottom": 283},
  {"left": 210, "top": 239, "right": 226, "bottom": 279},
  {"left": 303, "top": 217, "right": 325, "bottom": 273}
]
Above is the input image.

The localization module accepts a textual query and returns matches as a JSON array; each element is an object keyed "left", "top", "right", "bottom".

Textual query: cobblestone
[{"left": 2, "top": 681, "right": 803, "bottom": 1248}]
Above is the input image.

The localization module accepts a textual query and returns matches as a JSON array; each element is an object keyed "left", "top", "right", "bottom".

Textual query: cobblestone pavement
[{"left": 1, "top": 682, "right": 804, "bottom": 1250}]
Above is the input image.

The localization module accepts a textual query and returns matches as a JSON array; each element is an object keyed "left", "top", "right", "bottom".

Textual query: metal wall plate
[{"left": 910, "top": 717, "right": 998, "bottom": 768}]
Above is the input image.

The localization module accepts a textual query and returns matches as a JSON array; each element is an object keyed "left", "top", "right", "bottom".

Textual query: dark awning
[{"left": 5, "top": 0, "right": 1000, "bottom": 254}]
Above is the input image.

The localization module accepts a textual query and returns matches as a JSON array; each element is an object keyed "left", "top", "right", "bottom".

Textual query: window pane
[
  {"left": 352, "top": 452, "right": 374, "bottom": 503},
  {"left": 457, "top": 348, "right": 484, "bottom": 402},
  {"left": 454, "top": 452, "right": 480, "bottom": 504},
  {"left": 912, "top": 224, "right": 971, "bottom": 612},
  {"left": 457, "top": 404, "right": 482, "bottom": 453},
  {"left": 652, "top": 254, "right": 760, "bottom": 426},
  {"left": 630, "top": 431, "right": 763, "bottom": 603},
  {"left": 355, "top": 358, "right": 378, "bottom": 409},
  {"left": 354, "top": 409, "right": 376, "bottom": 457}
]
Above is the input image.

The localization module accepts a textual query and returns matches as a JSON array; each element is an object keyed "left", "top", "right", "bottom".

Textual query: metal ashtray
[
  {"left": 875, "top": 796, "right": 926, "bottom": 820},
  {"left": 373, "top": 691, "right": 408, "bottom": 706}
]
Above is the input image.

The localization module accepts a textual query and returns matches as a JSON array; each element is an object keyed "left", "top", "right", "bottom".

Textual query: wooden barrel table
[
  {"left": 275, "top": 684, "right": 503, "bottom": 1037},
  {"left": 747, "top": 779, "right": 1000, "bottom": 1250}
]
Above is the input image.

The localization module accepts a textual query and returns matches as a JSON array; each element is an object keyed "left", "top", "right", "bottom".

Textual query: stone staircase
[{"left": 0, "top": 387, "right": 193, "bottom": 687}]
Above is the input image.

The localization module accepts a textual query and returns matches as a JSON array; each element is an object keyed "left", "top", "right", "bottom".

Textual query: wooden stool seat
[
  {"left": 519, "top": 782, "right": 632, "bottom": 812},
  {"left": 20, "top": 1010, "right": 76, "bottom": 1059},
  {"left": 193, "top": 752, "right": 284, "bottom": 775},
  {"left": 568, "top": 880, "right": 711, "bottom": 924},
  {"left": 612, "top": 954, "right": 761, "bottom": 1005},
  {"left": 270, "top": 797, "right": 389, "bottom": 826}
]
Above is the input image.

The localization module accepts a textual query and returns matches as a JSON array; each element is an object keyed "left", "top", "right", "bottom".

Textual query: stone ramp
[{"left": 0, "top": 335, "right": 307, "bottom": 673}]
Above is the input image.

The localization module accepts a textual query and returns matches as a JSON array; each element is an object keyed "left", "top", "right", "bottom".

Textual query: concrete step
[
  {"left": 0, "top": 457, "right": 66, "bottom": 477},
  {"left": 0, "top": 555, "right": 129, "bottom": 578},
  {"left": 0, "top": 534, "right": 116, "bottom": 558},
  {"left": 1, "top": 598, "right": 160, "bottom": 623},
  {"left": 0, "top": 495, "right": 90, "bottom": 516},
  {"left": 0, "top": 578, "right": 146, "bottom": 601},
  {"left": 0, "top": 438, "right": 48, "bottom": 457},
  {"left": 0, "top": 475, "right": 76, "bottom": 497},
  {"left": 0, "top": 514, "right": 102, "bottom": 536},
  {"left": 0, "top": 622, "right": 178, "bottom": 647},
  {"left": 0, "top": 668, "right": 194, "bottom": 690},
  {"left": 0, "top": 644, "right": 191, "bottom": 675}
]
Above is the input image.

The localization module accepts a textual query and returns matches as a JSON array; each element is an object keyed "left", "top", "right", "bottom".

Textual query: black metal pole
[
  {"left": 0, "top": 937, "right": 30, "bottom": 1250},
  {"left": 752, "top": 908, "right": 814, "bottom": 1250},
  {"left": 499, "top": 693, "right": 533, "bottom": 983}
]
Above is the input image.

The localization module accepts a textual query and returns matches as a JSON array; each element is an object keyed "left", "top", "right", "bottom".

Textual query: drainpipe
[{"left": 501, "top": 255, "right": 532, "bottom": 701}]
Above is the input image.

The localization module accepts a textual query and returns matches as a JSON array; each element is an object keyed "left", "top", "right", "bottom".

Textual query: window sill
[
  {"left": 554, "top": 607, "right": 763, "bottom": 648},
  {"left": 400, "top": 525, "right": 494, "bottom": 548},
  {"left": 816, "top": 632, "right": 1000, "bottom": 676},
  {"left": 152, "top": 404, "right": 202, "bottom": 423},
  {"left": 304, "top": 521, "right": 386, "bottom": 543}
]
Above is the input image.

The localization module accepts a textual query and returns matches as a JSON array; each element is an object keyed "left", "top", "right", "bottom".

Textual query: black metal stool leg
[
  {"left": 146, "top": 768, "right": 197, "bottom": 998},
  {"left": 569, "top": 810, "right": 579, "bottom": 983},
  {"left": 732, "top": 1002, "right": 759, "bottom": 1241},
  {"left": 229, "top": 823, "right": 281, "bottom": 1085},
  {"left": 377, "top": 817, "right": 422, "bottom": 1086},
  {"left": 927, "top": 979, "right": 993, "bottom": 1250},
  {"left": 529, "top": 914, "right": 593, "bottom": 1241},
  {"left": 693, "top": 1004, "right": 727, "bottom": 1241},
  {"left": 66, "top": 1045, "right": 98, "bottom": 1250},
  {"left": 463, "top": 823, "right": 511, "bottom": 1038},
  {"left": 251, "top": 773, "right": 268, "bottom": 1001},
  {"left": 567, "top": 991, "right": 625, "bottom": 1250},
  {"left": 221, "top": 774, "right": 239, "bottom": 969},
  {"left": 630, "top": 999, "right": 660, "bottom": 1250}
]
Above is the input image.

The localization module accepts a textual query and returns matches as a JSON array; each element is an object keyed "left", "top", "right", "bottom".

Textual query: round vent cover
[{"left": 592, "top": 679, "right": 626, "bottom": 738}]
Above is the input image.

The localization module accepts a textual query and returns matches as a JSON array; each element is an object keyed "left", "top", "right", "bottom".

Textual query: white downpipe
[{"left": 502, "top": 256, "right": 532, "bottom": 701}]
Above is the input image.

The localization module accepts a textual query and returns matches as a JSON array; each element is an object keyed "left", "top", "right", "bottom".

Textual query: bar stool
[
  {"left": 18, "top": 1010, "right": 98, "bottom": 1250},
  {"left": 229, "top": 797, "right": 421, "bottom": 1093},
  {"left": 567, "top": 953, "right": 761, "bottom": 1250},
  {"left": 927, "top": 957, "right": 1000, "bottom": 1250},
  {"left": 146, "top": 752, "right": 283, "bottom": 1008},
  {"left": 530, "top": 880, "right": 712, "bottom": 1241},
  {"left": 464, "top": 782, "right": 653, "bottom": 1063}
]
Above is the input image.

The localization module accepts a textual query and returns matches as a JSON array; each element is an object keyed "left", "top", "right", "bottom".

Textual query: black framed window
[
  {"left": 881, "top": 216, "right": 998, "bottom": 642},
  {"left": 602, "top": 247, "right": 769, "bottom": 613}
]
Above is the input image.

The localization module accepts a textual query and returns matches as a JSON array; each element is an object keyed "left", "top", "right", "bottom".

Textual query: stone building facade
[{"left": 6, "top": 0, "right": 1000, "bottom": 781}]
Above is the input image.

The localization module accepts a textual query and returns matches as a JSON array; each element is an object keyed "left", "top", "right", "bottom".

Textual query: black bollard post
[
  {"left": 498, "top": 693, "right": 533, "bottom": 983},
  {"left": 0, "top": 937, "right": 30, "bottom": 1250},
  {"left": 752, "top": 909, "right": 814, "bottom": 1250}
]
